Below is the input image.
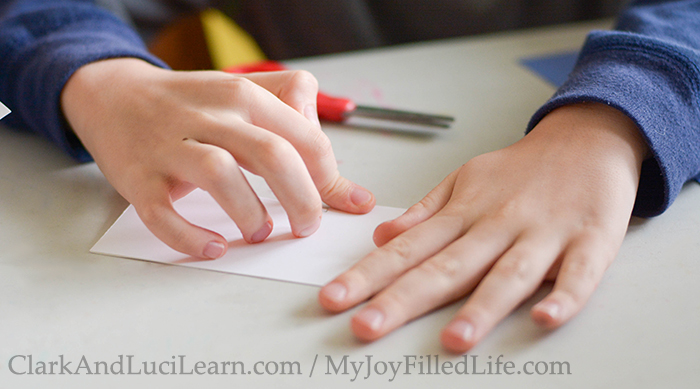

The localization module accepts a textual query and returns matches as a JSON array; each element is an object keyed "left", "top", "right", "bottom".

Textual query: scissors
[{"left": 224, "top": 60, "right": 455, "bottom": 130}]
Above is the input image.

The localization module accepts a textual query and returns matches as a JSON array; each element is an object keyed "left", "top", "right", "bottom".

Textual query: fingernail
[
  {"left": 304, "top": 105, "right": 321, "bottom": 127},
  {"left": 297, "top": 216, "right": 322, "bottom": 238},
  {"left": 355, "top": 308, "right": 384, "bottom": 332},
  {"left": 250, "top": 221, "right": 272, "bottom": 243},
  {"left": 534, "top": 301, "right": 561, "bottom": 321},
  {"left": 203, "top": 241, "right": 226, "bottom": 259},
  {"left": 350, "top": 186, "right": 372, "bottom": 206},
  {"left": 321, "top": 282, "right": 347, "bottom": 303},
  {"left": 446, "top": 319, "right": 474, "bottom": 343}
]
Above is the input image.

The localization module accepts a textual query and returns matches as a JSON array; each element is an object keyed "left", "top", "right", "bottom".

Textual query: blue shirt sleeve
[
  {"left": 0, "top": 0, "right": 167, "bottom": 162},
  {"left": 528, "top": 0, "right": 700, "bottom": 217}
]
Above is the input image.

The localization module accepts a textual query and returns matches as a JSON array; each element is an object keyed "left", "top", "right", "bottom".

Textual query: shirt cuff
[{"left": 527, "top": 31, "right": 700, "bottom": 217}]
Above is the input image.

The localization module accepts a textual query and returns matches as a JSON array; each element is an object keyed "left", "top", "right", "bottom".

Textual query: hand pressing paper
[{"left": 91, "top": 188, "right": 404, "bottom": 286}]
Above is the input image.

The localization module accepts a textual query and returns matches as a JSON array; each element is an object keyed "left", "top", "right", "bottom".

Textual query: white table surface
[{"left": 1, "top": 20, "right": 698, "bottom": 388}]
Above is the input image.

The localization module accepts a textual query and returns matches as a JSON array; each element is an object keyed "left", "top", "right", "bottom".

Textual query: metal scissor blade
[{"left": 348, "top": 105, "right": 455, "bottom": 128}]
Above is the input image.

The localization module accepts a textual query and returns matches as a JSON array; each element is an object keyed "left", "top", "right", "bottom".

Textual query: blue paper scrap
[{"left": 519, "top": 51, "right": 579, "bottom": 88}]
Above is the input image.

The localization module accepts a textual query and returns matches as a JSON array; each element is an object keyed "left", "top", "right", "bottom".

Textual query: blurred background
[{"left": 99, "top": 0, "right": 627, "bottom": 70}]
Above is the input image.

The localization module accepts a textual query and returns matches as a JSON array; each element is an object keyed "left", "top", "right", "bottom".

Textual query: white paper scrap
[{"left": 0, "top": 101, "right": 10, "bottom": 120}]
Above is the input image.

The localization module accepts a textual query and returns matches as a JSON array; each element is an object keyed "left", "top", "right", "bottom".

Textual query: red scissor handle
[
  {"left": 224, "top": 61, "right": 355, "bottom": 122},
  {"left": 224, "top": 60, "right": 287, "bottom": 73}
]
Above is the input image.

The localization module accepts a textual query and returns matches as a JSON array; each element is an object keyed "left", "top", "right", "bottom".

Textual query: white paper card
[{"left": 91, "top": 188, "right": 405, "bottom": 286}]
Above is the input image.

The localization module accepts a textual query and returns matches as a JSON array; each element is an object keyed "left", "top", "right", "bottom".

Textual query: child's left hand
[{"left": 319, "top": 102, "right": 649, "bottom": 353}]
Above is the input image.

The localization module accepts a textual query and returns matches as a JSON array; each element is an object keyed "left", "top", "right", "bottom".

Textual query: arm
[
  {"left": 529, "top": 0, "right": 700, "bottom": 217},
  {"left": 0, "top": 0, "right": 167, "bottom": 161},
  {"left": 1, "top": 0, "right": 376, "bottom": 258},
  {"left": 319, "top": 0, "right": 698, "bottom": 352}
]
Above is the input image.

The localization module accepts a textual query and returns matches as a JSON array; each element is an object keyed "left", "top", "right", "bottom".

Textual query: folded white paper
[{"left": 91, "top": 188, "right": 405, "bottom": 286}]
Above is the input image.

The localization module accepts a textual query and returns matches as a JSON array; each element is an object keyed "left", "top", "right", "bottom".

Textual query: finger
[
  {"left": 243, "top": 70, "right": 321, "bottom": 126},
  {"left": 374, "top": 170, "right": 459, "bottom": 246},
  {"left": 319, "top": 207, "right": 472, "bottom": 313},
  {"left": 195, "top": 120, "right": 324, "bottom": 237},
  {"left": 440, "top": 232, "right": 564, "bottom": 353},
  {"left": 530, "top": 232, "right": 617, "bottom": 329},
  {"left": 349, "top": 217, "right": 517, "bottom": 341},
  {"left": 237, "top": 74, "right": 375, "bottom": 214},
  {"left": 171, "top": 139, "right": 273, "bottom": 243},
  {"left": 132, "top": 179, "right": 228, "bottom": 259}
]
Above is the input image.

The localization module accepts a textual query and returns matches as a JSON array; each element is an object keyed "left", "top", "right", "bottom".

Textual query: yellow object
[{"left": 200, "top": 8, "right": 266, "bottom": 70}]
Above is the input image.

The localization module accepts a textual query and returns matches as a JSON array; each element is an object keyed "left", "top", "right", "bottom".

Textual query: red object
[
  {"left": 224, "top": 60, "right": 356, "bottom": 122},
  {"left": 224, "top": 60, "right": 454, "bottom": 129},
  {"left": 224, "top": 60, "right": 287, "bottom": 73}
]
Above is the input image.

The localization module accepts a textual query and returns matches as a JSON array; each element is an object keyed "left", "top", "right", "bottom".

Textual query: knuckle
[
  {"left": 343, "top": 263, "right": 372, "bottom": 291},
  {"left": 420, "top": 256, "right": 462, "bottom": 280},
  {"left": 223, "top": 77, "right": 257, "bottom": 102},
  {"left": 306, "top": 129, "right": 333, "bottom": 160},
  {"left": 433, "top": 211, "right": 468, "bottom": 233},
  {"left": 381, "top": 237, "right": 414, "bottom": 264},
  {"left": 198, "top": 148, "right": 237, "bottom": 184},
  {"left": 492, "top": 253, "right": 534, "bottom": 283},
  {"left": 376, "top": 289, "right": 408, "bottom": 313},
  {"left": 227, "top": 76, "right": 255, "bottom": 92},
  {"left": 257, "top": 137, "right": 299, "bottom": 171},
  {"left": 564, "top": 257, "right": 601, "bottom": 286},
  {"left": 340, "top": 258, "right": 384, "bottom": 293},
  {"left": 490, "top": 198, "right": 528, "bottom": 224},
  {"left": 288, "top": 69, "right": 319, "bottom": 91}
]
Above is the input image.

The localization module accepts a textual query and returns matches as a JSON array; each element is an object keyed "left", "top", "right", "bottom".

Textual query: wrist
[
  {"left": 60, "top": 58, "right": 165, "bottom": 145},
  {"left": 527, "top": 102, "right": 650, "bottom": 171}
]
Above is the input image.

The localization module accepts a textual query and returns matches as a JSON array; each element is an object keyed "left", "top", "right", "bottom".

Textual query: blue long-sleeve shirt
[
  {"left": 0, "top": 0, "right": 167, "bottom": 161},
  {"left": 528, "top": 0, "right": 700, "bottom": 217},
  {"left": 1, "top": 0, "right": 699, "bottom": 217}
]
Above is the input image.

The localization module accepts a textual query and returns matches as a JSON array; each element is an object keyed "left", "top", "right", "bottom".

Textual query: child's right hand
[{"left": 61, "top": 58, "right": 375, "bottom": 259}]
